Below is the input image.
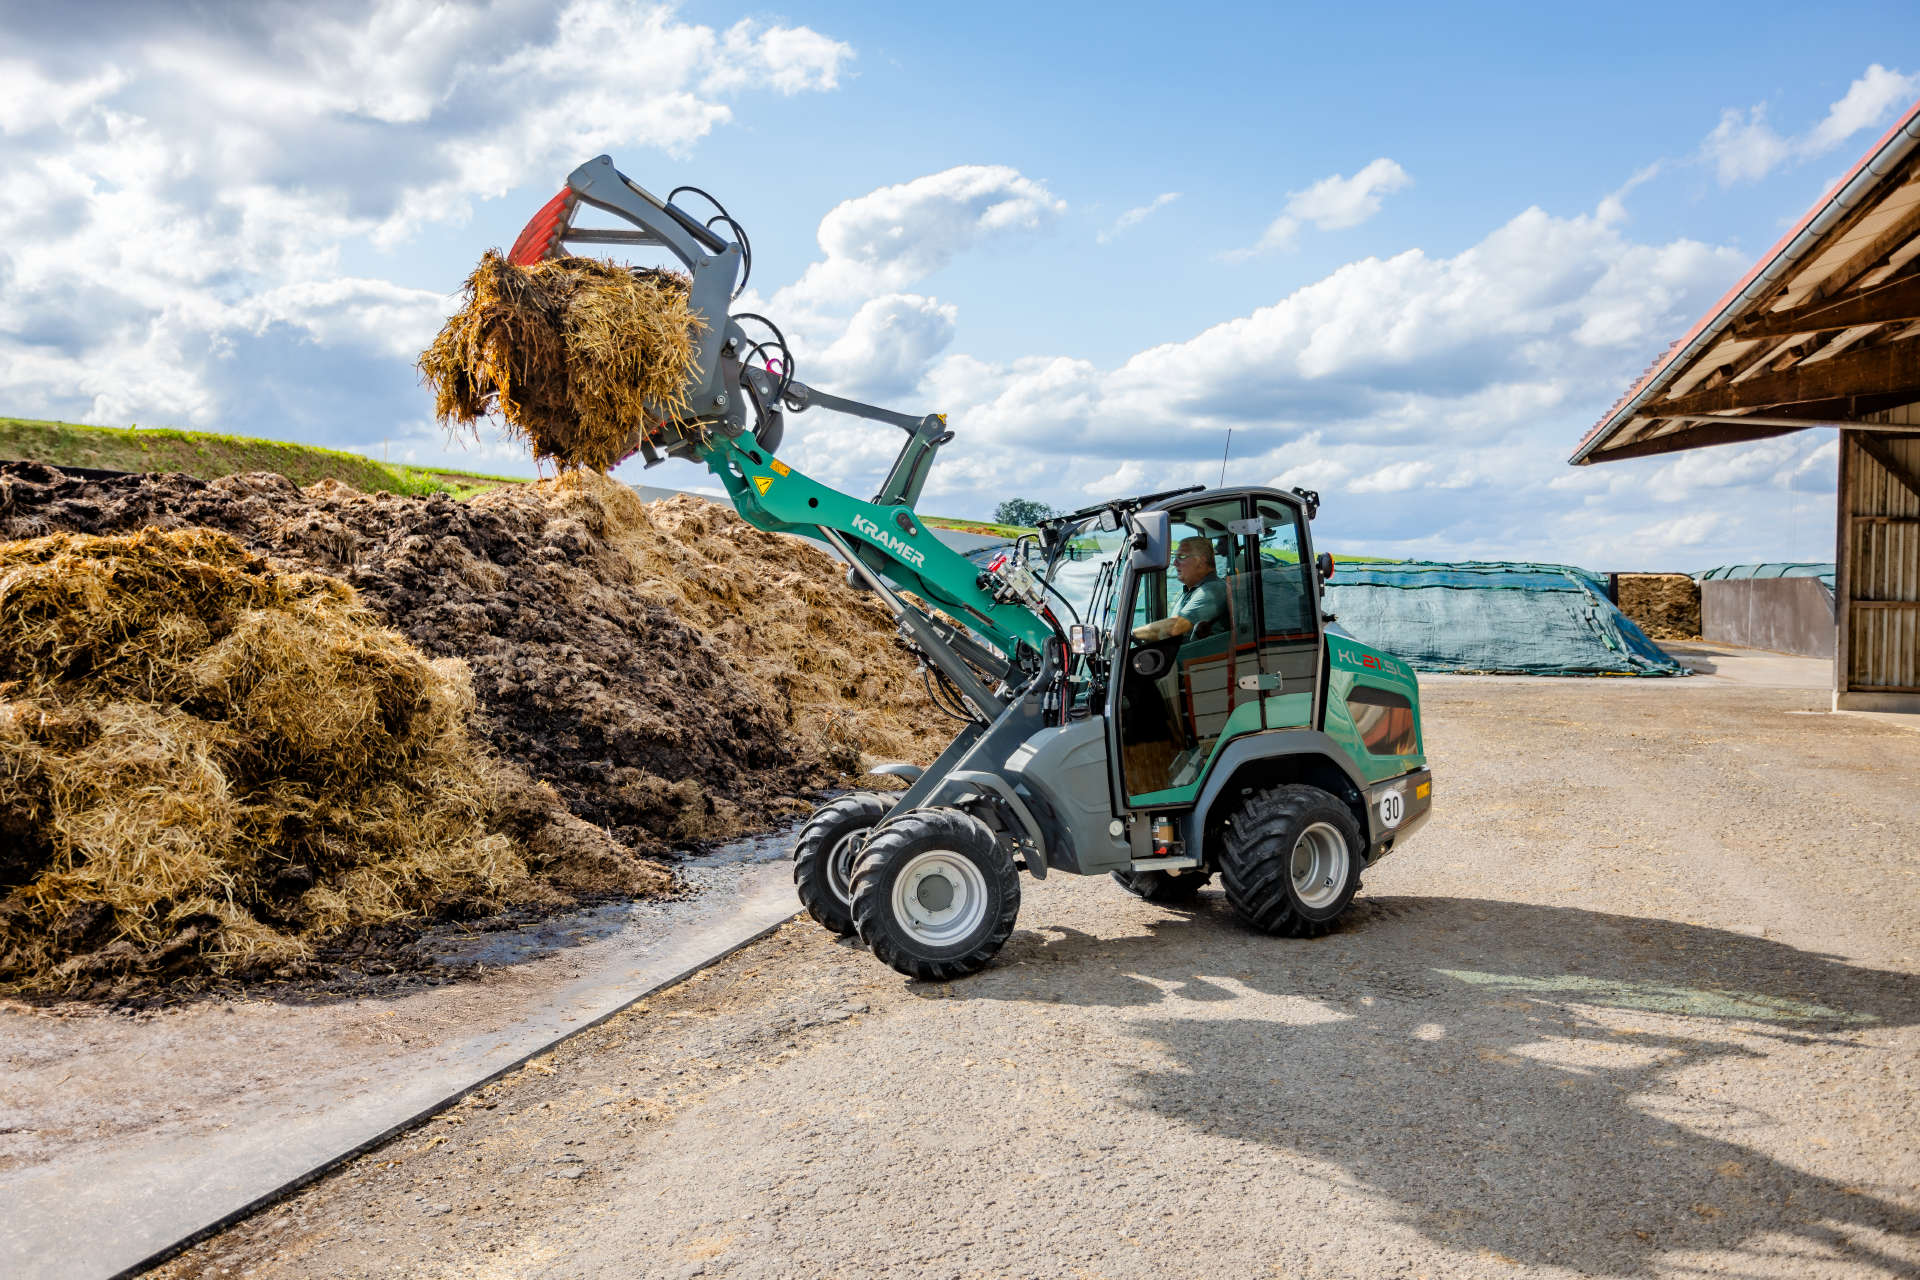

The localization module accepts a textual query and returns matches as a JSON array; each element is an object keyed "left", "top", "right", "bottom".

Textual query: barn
[{"left": 1573, "top": 99, "right": 1920, "bottom": 712}]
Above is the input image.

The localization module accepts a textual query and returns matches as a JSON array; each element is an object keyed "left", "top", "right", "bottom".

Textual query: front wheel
[
  {"left": 1217, "top": 785, "right": 1364, "bottom": 938},
  {"left": 850, "top": 807, "right": 1019, "bottom": 981},
  {"left": 793, "top": 792, "right": 898, "bottom": 935}
]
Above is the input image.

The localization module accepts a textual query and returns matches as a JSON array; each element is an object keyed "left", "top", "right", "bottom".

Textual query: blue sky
[{"left": 4, "top": 1, "right": 1919, "bottom": 569}]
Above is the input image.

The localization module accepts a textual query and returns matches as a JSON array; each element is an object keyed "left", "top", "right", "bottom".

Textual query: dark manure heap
[{"left": 0, "top": 462, "right": 946, "bottom": 996}]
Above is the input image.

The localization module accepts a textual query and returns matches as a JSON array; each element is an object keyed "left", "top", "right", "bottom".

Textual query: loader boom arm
[{"left": 514, "top": 155, "right": 1063, "bottom": 710}]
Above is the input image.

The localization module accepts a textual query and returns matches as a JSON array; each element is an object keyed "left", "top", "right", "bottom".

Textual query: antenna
[{"left": 1219, "top": 429, "right": 1232, "bottom": 488}]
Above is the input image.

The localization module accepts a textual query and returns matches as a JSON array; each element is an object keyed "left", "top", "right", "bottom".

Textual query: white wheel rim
[
  {"left": 826, "top": 829, "right": 865, "bottom": 904},
  {"left": 890, "top": 850, "right": 990, "bottom": 945},
  {"left": 1290, "top": 821, "right": 1349, "bottom": 910}
]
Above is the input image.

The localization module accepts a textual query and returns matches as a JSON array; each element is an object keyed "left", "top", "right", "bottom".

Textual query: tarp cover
[
  {"left": 1325, "top": 561, "right": 1687, "bottom": 677},
  {"left": 1698, "top": 561, "right": 1836, "bottom": 589}
]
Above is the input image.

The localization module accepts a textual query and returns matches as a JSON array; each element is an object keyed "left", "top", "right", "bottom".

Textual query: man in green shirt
[{"left": 1131, "top": 536, "right": 1228, "bottom": 642}]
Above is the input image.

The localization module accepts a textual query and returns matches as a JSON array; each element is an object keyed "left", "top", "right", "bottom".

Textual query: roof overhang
[{"left": 1573, "top": 99, "right": 1920, "bottom": 465}]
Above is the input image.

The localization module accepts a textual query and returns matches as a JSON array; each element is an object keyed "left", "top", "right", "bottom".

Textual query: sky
[{"left": 4, "top": 1, "right": 1919, "bottom": 570}]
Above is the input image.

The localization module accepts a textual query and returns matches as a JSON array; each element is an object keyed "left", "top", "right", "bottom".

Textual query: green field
[{"left": 0, "top": 417, "right": 519, "bottom": 499}]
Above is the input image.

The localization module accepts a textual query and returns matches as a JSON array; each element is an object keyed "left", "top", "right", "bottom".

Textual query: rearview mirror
[
  {"left": 1067, "top": 623, "right": 1100, "bottom": 655},
  {"left": 1316, "top": 551, "right": 1335, "bottom": 583},
  {"left": 1127, "top": 511, "right": 1171, "bottom": 573}
]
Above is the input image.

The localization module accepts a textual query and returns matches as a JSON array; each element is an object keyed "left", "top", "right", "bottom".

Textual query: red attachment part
[
  {"left": 507, "top": 189, "right": 578, "bottom": 265},
  {"left": 987, "top": 552, "right": 1008, "bottom": 573}
]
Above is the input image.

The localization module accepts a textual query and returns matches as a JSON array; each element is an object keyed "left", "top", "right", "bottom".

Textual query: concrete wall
[{"left": 1701, "top": 578, "right": 1835, "bottom": 659}]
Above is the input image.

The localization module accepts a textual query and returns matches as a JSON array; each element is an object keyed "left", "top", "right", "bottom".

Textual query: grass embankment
[{"left": 0, "top": 417, "right": 518, "bottom": 499}]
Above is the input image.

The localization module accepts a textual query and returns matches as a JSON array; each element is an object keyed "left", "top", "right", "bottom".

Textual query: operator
[{"left": 1131, "top": 536, "right": 1227, "bottom": 642}]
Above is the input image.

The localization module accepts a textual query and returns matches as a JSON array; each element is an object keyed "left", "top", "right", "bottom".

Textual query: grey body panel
[{"left": 1002, "top": 720, "right": 1133, "bottom": 874}]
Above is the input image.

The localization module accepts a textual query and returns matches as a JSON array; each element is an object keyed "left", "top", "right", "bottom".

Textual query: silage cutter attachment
[{"left": 505, "top": 156, "right": 954, "bottom": 513}]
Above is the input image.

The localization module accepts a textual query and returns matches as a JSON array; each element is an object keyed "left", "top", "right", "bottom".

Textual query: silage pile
[
  {"left": 0, "top": 462, "right": 949, "bottom": 857},
  {"left": 0, "top": 525, "right": 667, "bottom": 995},
  {"left": 1616, "top": 573, "right": 1701, "bottom": 641},
  {"left": 418, "top": 251, "right": 702, "bottom": 472}
]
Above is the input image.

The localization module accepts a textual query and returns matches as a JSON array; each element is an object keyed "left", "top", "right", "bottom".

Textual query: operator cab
[{"left": 1046, "top": 489, "right": 1322, "bottom": 807}]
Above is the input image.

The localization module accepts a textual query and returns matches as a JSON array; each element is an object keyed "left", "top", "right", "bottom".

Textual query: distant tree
[{"left": 994, "top": 498, "right": 1055, "bottom": 528}]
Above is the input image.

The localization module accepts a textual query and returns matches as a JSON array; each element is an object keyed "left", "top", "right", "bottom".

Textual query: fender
[{"left": 1181, "top": 729, "right": 1372, "bottom": 854}]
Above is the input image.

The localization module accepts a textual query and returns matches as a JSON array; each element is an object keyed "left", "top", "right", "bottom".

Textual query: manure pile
[
  {"left": 0, "top": 462, "right": 948, "bottom": 855},
  {"left": 1616, "top": 573, "right": 1700, "bottom": 641},
  {"left": 0, "top": 526, "right": 664, "bottom": 995}
]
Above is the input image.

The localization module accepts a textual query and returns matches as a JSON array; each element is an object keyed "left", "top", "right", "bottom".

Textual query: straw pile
[
  {"left": 0, "top": 463, "right": 950, "bottom": 856},
  {"left": 0, "top": 525, "right": 666, "bottom": 995},
  {"left": 418, "top": 250, "right": 703, "bottom": 471},
  {"left": 1616, "top": 573, "right": 1700, "bottom": 640}
]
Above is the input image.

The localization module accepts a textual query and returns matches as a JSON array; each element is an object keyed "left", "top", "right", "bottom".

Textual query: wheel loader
[{"left": 509, "top": 157, "right": 1435, "bottom": 980}]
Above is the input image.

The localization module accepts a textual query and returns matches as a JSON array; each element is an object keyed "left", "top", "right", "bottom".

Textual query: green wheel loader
[{"left": 511, "top": 158, "right": 1435, "bottom": 980}]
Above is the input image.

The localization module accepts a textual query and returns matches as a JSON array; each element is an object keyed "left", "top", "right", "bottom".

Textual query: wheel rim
[
  {"left": 890, "top": 850, "right": 990, "bottom": 945},
  {"left": 826, "top": 828, "right": 866, "bottom": 905},
  {"left": 1290, "top": 821, "right": 1349, "bottom": 910}
]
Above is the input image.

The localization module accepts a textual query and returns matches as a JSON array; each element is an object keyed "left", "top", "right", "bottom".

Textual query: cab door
[
  {"left": 1109, "top": 498, "right": 1264, "bottom": 805},
  {"left": 1250, "top": 496, "right": 1322, "bottom": 730}
]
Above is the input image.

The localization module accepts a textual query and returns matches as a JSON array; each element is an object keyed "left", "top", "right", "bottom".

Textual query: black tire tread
[
  {"left": 1217, "top": 784, "right": 1363, "bottom": 938},
  {"left": 792, "top": 792, "right": 898, "bottom": 935},
  {"left": 850, "top": 807, "right": 1019, "bottom": 981}
]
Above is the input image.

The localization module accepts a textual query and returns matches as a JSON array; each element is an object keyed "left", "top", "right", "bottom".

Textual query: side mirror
[
  {"left": 1127, "top": 511, "right": 1171, "bottom": 573},
  {"left": 1316, "top": 551, "right": 1335, "bottom": 583},
  {"left": 1067, "top": 623, "right": 1100, "bottom": 655}
]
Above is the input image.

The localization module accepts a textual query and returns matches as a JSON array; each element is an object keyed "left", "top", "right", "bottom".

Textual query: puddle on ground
[{"left": 427, "top": 827, "right": 798, "bottom": 970}]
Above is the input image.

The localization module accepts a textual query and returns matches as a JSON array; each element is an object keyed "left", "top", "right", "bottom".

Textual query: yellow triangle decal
[{"left": 753, "top": 475, "right": 774, "bottom": 495}]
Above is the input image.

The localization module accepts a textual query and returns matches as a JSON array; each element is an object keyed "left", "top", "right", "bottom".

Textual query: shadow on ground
[{"left": 957, "top": 892, "right": 1920, "bottom": 1277}]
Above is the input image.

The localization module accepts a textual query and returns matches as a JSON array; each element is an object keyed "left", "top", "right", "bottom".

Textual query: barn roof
[{"left": 1573, "top": 99, "right": 1920, "bottom": 465}]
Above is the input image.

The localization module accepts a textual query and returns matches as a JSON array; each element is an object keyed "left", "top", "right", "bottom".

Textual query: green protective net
[
  {"left": 1698, "top": 561, "right": 1835, "bottom": 589},
  {"left": 1323, "top": 561, "right": 1688, "bottom": 678}
]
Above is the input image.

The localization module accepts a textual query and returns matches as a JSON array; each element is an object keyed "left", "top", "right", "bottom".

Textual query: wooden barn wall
[{"left": 1842, "top": 430, "right": 1920, "bottom": 694}]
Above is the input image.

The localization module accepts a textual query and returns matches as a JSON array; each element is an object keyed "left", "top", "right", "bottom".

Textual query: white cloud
[
  {"left": 1097, "top": 192, "right": 1179, "bottom": 244},
  {"left": 777, "top": 166, "right": 1064, "bottom": 308},
  {"left": 0, "top": 0, "right": 850, "bottom": 437},
  {"left": 1647, "top": 437, "right": 1809, "bottom": 501},
  {"left": 1631, "top": 512, "right": 1723, "bottom": 549},
  {"left": 805, "top": 294, "right": 958, "bottom": 404},
  {"left": 1226, "top": 158, "right": 1412, "bottom": 259},
  {"left": 1703, "top": 64, "right": 1918, "bottom": 186},
  {"left": 1084, "top": 461, "right": 1148, "bottom": 496},
  {"left": 1349, "top": 460, "right": 1433, "bottom": 493}
]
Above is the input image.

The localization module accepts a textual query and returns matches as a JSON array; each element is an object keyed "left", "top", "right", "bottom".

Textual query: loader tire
[
  {"left": 1218, "top": 784, "right": 1363, "bottom": 938},
  {"left": 1109, "top": 868, "right": 1213, "bottom": 903},
  {"left": 850, "top": 807, "right": 1019, "bottom": 981},
  {"left": 793, "top": 792, "right": 899, "bottom": 935}
]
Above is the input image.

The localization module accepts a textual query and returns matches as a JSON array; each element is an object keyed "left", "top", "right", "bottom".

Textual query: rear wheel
[
  {"left": 793, "top": 792, "right": 899, "bottom": 935},
  {"left": 1218, "top": 785, "right": 1363, "bottom": 937},
  {"left": 850, "top": 808, "right": 1019, "bottom": 980},
  {"left": 1110, "top": 868, "right": 1214, "bottom": 902}
]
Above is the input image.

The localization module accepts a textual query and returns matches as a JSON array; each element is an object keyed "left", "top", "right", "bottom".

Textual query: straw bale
[
  {"left": 418, "top": 250, "right": 702, "bottom": 472},
  {"left": 1616, "top": 573, "right": 1700, "bottom": 641}
]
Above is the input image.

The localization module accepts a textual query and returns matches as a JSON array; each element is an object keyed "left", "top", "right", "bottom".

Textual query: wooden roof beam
[
  {"left": 1804, "top": 177, "right": 1920, "bottom": 300},
  {"left": 1654, "top": 334, "right": 1920, "bottom": 417},
  {"left": 1855, "top": 431, "right": 1920, "bottom": 503},
  {"left": 1735, "top": 271, "right": 1920, "bottom": 340}
]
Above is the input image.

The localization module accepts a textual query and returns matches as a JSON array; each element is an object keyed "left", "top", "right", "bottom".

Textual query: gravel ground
[{"left": 144, "top": 682, "right": 1920, "bottom": 1280}]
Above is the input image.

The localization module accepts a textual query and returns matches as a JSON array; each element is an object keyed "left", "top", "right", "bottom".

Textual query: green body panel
[
  {"left": 1323, "top": 634, "right": 1428, "bottom": 783},
  {"left": 703, "top": 435, "right": 1056, "bottom": 657},
  {"left": 1124, "top": 690, "right": 1313, "bottom": 806}
]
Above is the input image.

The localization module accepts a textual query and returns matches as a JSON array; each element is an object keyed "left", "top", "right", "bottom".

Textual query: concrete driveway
[{"left": 149, "top": 680, "right": 1920, "bottom": 1280}]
